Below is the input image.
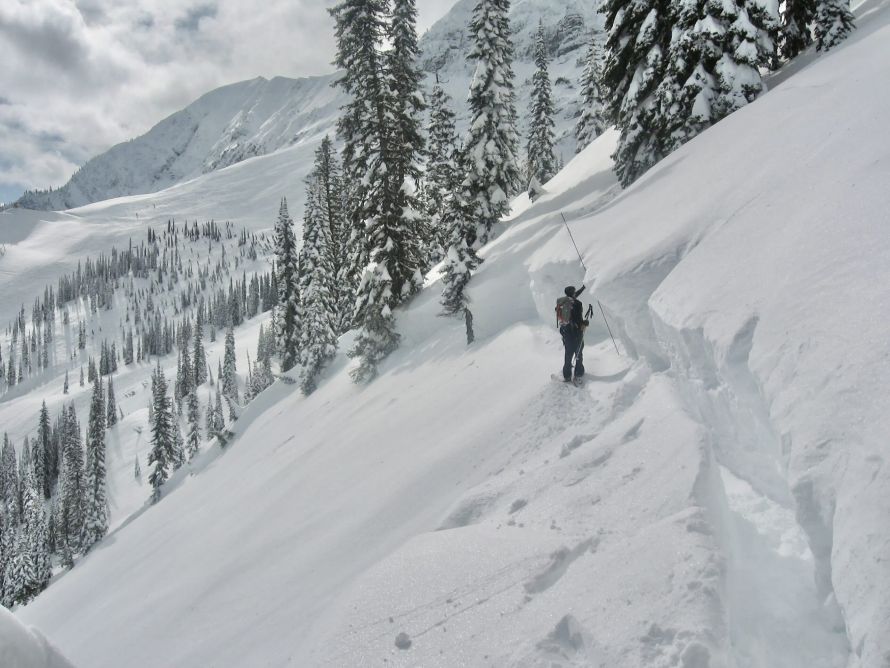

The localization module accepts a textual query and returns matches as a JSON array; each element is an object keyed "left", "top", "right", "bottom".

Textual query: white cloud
[{"left": 0, "top": 0, "right": 457, "bottom": 201}]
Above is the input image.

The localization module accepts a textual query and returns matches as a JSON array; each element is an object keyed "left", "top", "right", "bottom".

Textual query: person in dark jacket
[{"left": 560, "top": 286, "right": 588, "bottom": 380}]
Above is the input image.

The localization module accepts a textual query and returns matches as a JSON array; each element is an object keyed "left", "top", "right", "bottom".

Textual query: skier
[{"left": 556, "top": 286, "right": 588, "bottom": 382}]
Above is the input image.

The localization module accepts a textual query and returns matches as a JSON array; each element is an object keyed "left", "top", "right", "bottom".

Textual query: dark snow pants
[{"left": 560, "top": 326, "right": 585, "bottom": 380}]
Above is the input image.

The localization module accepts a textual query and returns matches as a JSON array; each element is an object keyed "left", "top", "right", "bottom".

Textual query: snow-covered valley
[{"left": 1, "top": 0, "right": 889, "bottom": 666}]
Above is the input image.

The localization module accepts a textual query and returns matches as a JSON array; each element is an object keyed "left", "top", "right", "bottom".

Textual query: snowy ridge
[
  {"left": 12, "top": 75, "right": 341, "bottom": 211},
  {"left": 12, "top": 0, "right": 599, "bottom": 212},
  {"left": 3, "top": 0, "right": 889, "bottom": 666}
]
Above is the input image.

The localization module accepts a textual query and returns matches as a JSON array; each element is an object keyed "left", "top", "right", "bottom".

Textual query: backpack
[{"left": 555, "top": 296, "right": 574, "bottom": 328}]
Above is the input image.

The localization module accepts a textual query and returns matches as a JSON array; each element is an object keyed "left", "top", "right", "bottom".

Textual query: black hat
[{"left": 564, "top": 286, "right": 576, "bottom": 297}]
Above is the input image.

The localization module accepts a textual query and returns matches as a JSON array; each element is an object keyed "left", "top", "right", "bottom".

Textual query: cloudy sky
[{"left": 0, "top": 0, "right": 456, "bottom": 204}]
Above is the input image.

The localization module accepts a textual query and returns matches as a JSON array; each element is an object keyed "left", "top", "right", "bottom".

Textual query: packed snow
[{"left": 1, "top": 0, "right": 888, "bottom": 666}]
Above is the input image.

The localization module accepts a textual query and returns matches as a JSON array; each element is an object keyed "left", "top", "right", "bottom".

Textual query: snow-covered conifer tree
[
  {"left": 1, "top": 516, "right": 13, "bottom": 605},
  {"left": 83, "top": 379, "right": 108, "bottom": 550},
  {"left": 299, "top": 165, "right": 339, "bottom": 394},
  {"left": 193, "top": 318, "right": 208, "bottom": 386},
  {"left": 439, "top": 191, "right": 477, "bottom": 316},
  {"left": 440, "top": 0, "right": 519, "bottom": 315},
  {"left": 61, "top": 405, "right": 86, "bottom": 553},
  {"left": 1, "top": 434, "right": 19, "bottom": 523},
  {"left": 331, "top": 0, "right": 427, "bottom": 382},
  {"left": 814, "top": 0, "right": 854, "bottom": 50},
  {"left": 526, "top": 23, "right": 557, "bottom": 189},
  {"left": 21, "top": 470, "right": 50, "bottom": 599},
  {"left": 213, "top": 390, "right": 225, "bottom": 432},
  {"left": 423, "top": 84, "right": 461, "bottom": 258},
  {"left": 38, "top": 401, "right": 53, "bottom": 499},
  {"left": 385, "top": 0, "right": 428, "bottom": 272},
  {"left": 575, "top": 31, "right": 607, "bottom": 151},
  {"left": 274, "top": 199, "right": 301, "bottom": 371},
  {"left": 148, "top": 363, "right": 175, "bottom": 503},
  {"left": 312, "top": 137, "right": 349, "bottom": 334},
  {"left": 106, "top": 374, "right": 118, "bottom": 427},
  {"left": 30, "top": 428, "right": 45, "bottom": 507},
  {"left": 186, "top": 391, "right": 201, "bottom": 462},
  {"left": 779, "top": 0, "right": 816, "bottom": 59},
  {"left": 656, "top": 0, "right": 775, "bottom": 155},
  {"left": 601, "top": 0, "right": 672, "bottom": 186},
  {"left": 461, "top": 0, "right": 520, "bottom": 246},
  {"left": 222, "top": 326, "right": 238, "bottom": 404}
]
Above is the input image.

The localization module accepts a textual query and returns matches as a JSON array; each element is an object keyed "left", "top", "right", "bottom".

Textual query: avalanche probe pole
[{"left": 560, "top": 212, "right": 620, "bottom": 356}]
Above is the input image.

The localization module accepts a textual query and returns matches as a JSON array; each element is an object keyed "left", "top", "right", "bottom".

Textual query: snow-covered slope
[
  {"left": 11, "top": 0, "right": 599, "bottom": 212},
  {"left": 0, "top": 607, "right": 74, "bottom": 668},
  {"left": 9, "top": 0, "right": 890, "bottom": 666}
]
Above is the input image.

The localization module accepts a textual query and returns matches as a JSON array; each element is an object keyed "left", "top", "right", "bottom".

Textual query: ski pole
[{"left": 560, "top": 212, "right": 620, "bottom": 356}]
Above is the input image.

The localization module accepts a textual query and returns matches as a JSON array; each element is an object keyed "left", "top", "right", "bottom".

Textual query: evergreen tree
[
  {"left": 222, "top": 326, "right": 238, "bottom": 404},
  {"left": 441, "top": 0, "right": 519, "bottom": 315},
  {"left": 172, "top": 422, "right": 185, "bottom": 471},
  {"left": 214, "top": 390, "right": 225, "bottom": 432},
  {"left": 526, "top": 23, "right": 557, "bottom": 189},
  {"left": 38, "top": 401, "right": 53, "bottom": 499},
  {"left": 385, "top": 0, "right": 428, "bottom": 272},
  {"left": 331, "top": 0, "right": 427, "bottom": 382},
  {"left": 299, "top": 161, "right": 340, "bottom": 394},
  {"left": 779, "top": 0, "right": 816, "bottom": 59},
  {"left": 313, "top": 137, "right": 350, "bottom": 334},
  {"left": 148, "top": 363, "right": 175, "bottom": 502},
  {"left": 0, "top": 506, "right": 12, "bottom": 605},
  {"left": 21, "top": 470, "right": 50, "bottom": 600},
  {"left": 439, "top": 189, "right": 477, "bottom": 316},
  {"left": 423, "top": 84, "right": 461, "bottom": 258},
  {"left": 1, "top": 435, "right": 19, "bottom": 523},
  {"left": 179, "top": 337, "right": 193, "bottom": 400},
  {"left": 193, "top": 320, "right": 208, "bottom": 386},
  {"left": 83, "top": 379, "right": 108, "bottom": 550},
  {"left": 186, "top": 391, "right": 201, "bottom": 461},
  {"left": 61, "top": 405, "right": 86, "bottom": 554},
  {"left": 814, "top": 0, "right": 854, "bottom": 50},
  {"left": 601, "top": 0, "right": 672, "bottom": 186},
  {"left": 576, "top": 30, "right": 608, "bottom": 151},
  {"left": 31, "top": 424, "right": 46, "bottom": 507},
  {"left": 461, "top": 0, "right": 520, "bottom": 246},
  {"left": 63, "top": 370, "right": 69, "bottom": 394},
  {"left": 124, "top": 329, "right": 135, "bottom": 365},
  {"left": 134, "top": 456, "right": 141, "bottom": 482},
  {"left": 106, "top": 374, "right": 118, "bottom": 426},
  {"left": 657, "top": 0, "right": 774, "bottom": 155},
  {"left": 5, "top": 528, "right": 36, "bottom": 606},
  {"left": 205, "top": 392, "right": 215, "bottom": 434},
  {"left": 273, "top": 199, "right": 301, "bottom": 371}
]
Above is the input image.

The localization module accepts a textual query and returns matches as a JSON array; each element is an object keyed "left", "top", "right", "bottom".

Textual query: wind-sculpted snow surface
[
  {"left": 8, "top": 1, "right": 890, "bottom": 666},
  {"left": 0, "top": 607, "right": 75, "bottom": 668}
]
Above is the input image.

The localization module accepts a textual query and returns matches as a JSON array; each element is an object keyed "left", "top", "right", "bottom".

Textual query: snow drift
[{"left": 0, "top": 607, "right": 74, "bottom": 668}]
